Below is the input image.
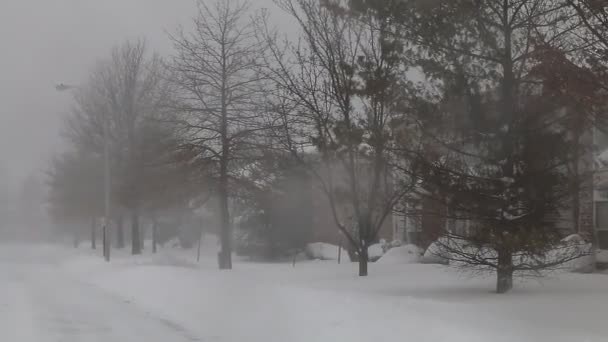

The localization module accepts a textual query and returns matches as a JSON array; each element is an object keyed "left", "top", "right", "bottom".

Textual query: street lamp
[{"left": 55, "top": 83, "right": 111, "bottom": 262}]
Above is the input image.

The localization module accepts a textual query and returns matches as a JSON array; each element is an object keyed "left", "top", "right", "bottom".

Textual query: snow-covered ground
[
  {"left": 0, "top": 244, "right": 203, "bottom": 341},
  {"left": 1, "top": 240, "right": 608, "bottom": 341}
]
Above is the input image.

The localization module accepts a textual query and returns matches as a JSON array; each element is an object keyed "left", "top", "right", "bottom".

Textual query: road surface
[{"left": 0, "top": 245, "right": 201, "bottom": 342}]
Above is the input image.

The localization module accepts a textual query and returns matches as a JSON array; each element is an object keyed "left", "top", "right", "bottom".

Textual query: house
[
  {"left": 391, "top": 66, "right": 600, "bottom": 250},
  {"left": 309, "top": 185, "right": 394, "bottom": 248},
  {"left": 308, "top": 159, "right": 395, "bottom": 248}
]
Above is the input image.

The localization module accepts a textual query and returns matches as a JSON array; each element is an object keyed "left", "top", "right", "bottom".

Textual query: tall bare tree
[
  {"left": 261, "top": 0, "right": 418, "bottom": 276},
  {"left": 66, "top": 39, "right": 171, "bottom": 255},
  {"left": 167, "top": 0, "right": 268, "bottom": 269}
]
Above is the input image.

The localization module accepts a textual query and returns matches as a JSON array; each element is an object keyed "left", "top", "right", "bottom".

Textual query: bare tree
[
  {"left": 65, "top": 39, "right": 171, "bottom": 255},
  {"left": 167, "top": 0, "right": 269, "bottom": 269},
  {"left": 47, "top": 149, "right": 104, "bottom": 247},
  {"left": 261, "top": 0, "right": 418, "bottom": 276}
]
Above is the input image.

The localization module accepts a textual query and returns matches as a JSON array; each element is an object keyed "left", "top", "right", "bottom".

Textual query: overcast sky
[{"left": 0, "top": 0, "right": 292, "bottom": 192}]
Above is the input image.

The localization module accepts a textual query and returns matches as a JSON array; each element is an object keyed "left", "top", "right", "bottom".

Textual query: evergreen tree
[{"left": 392, "top": 0, "right": 593, "bottom": 293}]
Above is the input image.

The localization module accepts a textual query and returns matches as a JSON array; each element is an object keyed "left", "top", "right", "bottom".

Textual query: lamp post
[
  {"left": 102, "top": 111, "right": 111, "bottom": 262},
  {"left": 56, "top": 83, "right": 111, "bottom": 262}
]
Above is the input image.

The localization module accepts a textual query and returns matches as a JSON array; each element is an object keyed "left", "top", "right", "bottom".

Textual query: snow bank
[
  {"left": 549, "top": 241, "right": 593, "bottom": 273},
  {"left": 377, "top": 244, "right": 422, "bottom": 264},
  {"left": 598, "top": 149, "right": 608, "bottom": 166},
  {"left": 561, "top": 234, "right": 584, "bottom": 244},
  {"left": 597, "top": 249, "right": 608, "bottom": 263},
  {"left": 421, "top": 238, "right": 452, "bottom": 264},
  {"left": 305, "top": 242, "right": 348, "bottom": 261},
  {"left": 162, "top": 237, "right": 182, "bottom": 248},
  {"left": 368, "top": 243, "right": 384, "bottom": 261},
  {"left": 421, "top": 235, "right": 591, "bottom": 272}
]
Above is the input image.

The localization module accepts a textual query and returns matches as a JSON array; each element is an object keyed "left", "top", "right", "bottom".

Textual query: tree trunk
[
  {"left": 197, "top": 230, "right": 203, "bottom": 263},
  {"left": 358, "top": 247, "right": 368, "bottom": 277},
  {"left": 103, "top": 224, "right": 109, "bottom": 261},
  {"left": 496, "top": 249, "right": 513, "bottom": 294},
  {"left": 91, "top": 217, "right": 96, "bottom": 250},
  {"left": 496, "top": 5, "right": 514, "bottom": 295},
  {"left": 116, "top": 214, "right": 125, "bottom": 249},
  {"left": 131, "top": 209, "right": 141, "bottom": 255},
  {"left": 73, "top": 229, "right": 80, "bottom": 248},
  {"left": 218, "top": 179, "right": 232, "bottom": 269},
  {"left": 152, "top": 218, "right": 158, "bottom": 254},
  {"left": 217, "top": 46, "right": 232, "bottom": 270},
  {"left": 140, "top": 222, "right": 146, "bottom": 251},
  {"left": 217, "top": 119, "right": 232, "bottom": 269}
]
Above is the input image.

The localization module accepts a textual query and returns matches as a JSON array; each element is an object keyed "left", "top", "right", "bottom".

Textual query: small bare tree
[{"left": 167, "top": 0, "right": 269, "bottom": 269}]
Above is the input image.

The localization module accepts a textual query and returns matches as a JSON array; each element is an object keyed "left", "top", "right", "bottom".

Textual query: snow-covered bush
[
  {"left": 421, "top": 237, "right": 452, "bottom": 264},
  {"left": 377, "top": 244, "right": 422, "bottom": 264},
  {"left": 421, "top": 234, "right": 593, "bottom": 273},
  {"left": 561, "top": 234, "right": 584, "bottom": 244},
  {"left": 368, "top": 244, "right": 384, "bottom": 261},
  {"left": 549, "top": 236, "right": 593, "bottom": 273},
  {"left": 389, "top": 240, "right": 403, "bottom": 248}
]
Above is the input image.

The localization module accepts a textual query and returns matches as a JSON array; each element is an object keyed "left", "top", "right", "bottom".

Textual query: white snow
[
  {"left": 305, "top": 242, "right": 348, "bottom": 260},
  {"left": 376, "top": 244, "right": 422, "bottom": 264},
  {"left": 421, "top": 238, "right": 451, "bottom": 264},
  {"left": 598, "top": 148, "right": 608, "bottom": 166},
  {"left": 422, "top": 236, "right": 593, "bottom": 272},
  {"left": 561, "top": 233, "right": 585, "bottom": 243},
  {"left": 367, "top": 243, "right": 384, "bottom": 261},
  {"left": 64, "top": 245, "right": 608, "bottom": 342},
  {"left": 0, "top": 244, "right": 208, "bottom": 342},
  {"left": 3, "top": 241, "right": 608, "bottom": 341},
  {"left": 597, "top": 249, "right": 608, "bottom": 263}
]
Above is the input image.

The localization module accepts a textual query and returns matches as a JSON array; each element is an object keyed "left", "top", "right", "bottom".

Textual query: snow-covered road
[{"left": 0, "top": 248, "right": 201, "bottom": 342}]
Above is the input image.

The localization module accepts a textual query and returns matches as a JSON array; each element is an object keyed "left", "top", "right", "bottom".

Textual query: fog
[
  {"left": 0, "top": 0, "right": 195, "bottom": 183},
  {"left": 0, "top": 0, "right": 286, "bottom": 237},
  {"left": 0, "top": 1, "right": 607, "bottom": 341}
]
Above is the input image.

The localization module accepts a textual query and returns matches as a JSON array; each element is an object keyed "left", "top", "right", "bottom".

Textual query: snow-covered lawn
[{"left": 60, "top": 241, "right": 608, "bottom": 342}]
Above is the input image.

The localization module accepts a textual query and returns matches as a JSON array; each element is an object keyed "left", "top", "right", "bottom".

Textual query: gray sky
[{"left": 0, "top": 0, "right": 286, "bottom": 189}]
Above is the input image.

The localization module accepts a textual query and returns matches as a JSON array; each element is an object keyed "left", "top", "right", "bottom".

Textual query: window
[
  {"left": 595, "top": 202, "right": 608, "bottom": 249},
  {"left": 596, "top": 202, "right": 608, "bottom": 229},
  {"left": 595, "top": 127, "right": 608, "bottom": 150}
]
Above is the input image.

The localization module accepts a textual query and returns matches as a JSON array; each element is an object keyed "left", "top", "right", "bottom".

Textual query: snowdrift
[
  {"left": 368, "top": 243, "right": 385, "bottom": 261},
  {"left": 377, "top": 244, "right": 422, "bottom": 264},
  {"left": 305, "top": 242, "right": 348, "bottom": 261}
]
